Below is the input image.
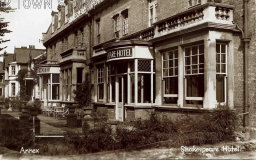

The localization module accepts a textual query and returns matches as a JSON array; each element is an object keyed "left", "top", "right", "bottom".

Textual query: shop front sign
[
  {"left": 107, "top": 47, "right": 133, "bottom": 60},
  {"left": 38, "top": 67, "right": 50, "bottom": 73}
]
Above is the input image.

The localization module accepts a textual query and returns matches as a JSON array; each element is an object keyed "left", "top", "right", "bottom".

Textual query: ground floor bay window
[
  {"left": 40, "top": 74, "right": 60, "bottom": 101},
  {"left": 98, "top": 59, "right": 155, "bottom": 105}
]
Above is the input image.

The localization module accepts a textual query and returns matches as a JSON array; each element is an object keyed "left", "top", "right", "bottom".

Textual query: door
[{"left": 117, "top": 76, "right": 124, "bottom": 121}]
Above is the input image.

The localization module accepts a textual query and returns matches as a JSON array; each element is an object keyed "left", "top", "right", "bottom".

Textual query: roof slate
[
  {"left": 14, "top": 48, "right": 46, "bottom": 64},
  {"left": 3, "top": 54, "right": 14, "bottom": 69}
]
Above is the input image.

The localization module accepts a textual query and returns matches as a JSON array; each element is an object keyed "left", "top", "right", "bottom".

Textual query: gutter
[{"left": 243, "top": 0, "right": 251, "bottom": 130}]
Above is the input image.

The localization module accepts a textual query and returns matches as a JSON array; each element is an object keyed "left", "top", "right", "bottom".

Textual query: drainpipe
[{"left": 243, "top": 0, "right": 250, "bottom": 130}]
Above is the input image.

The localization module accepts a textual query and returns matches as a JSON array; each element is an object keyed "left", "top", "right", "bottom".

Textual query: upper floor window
[
  {"left": 96, "top": 19, "right": 101, "bottom": 44},
  {"left": 80, "top": 28, "right": 84, "bottom": 48},
  {"left": 65, "top": 3, "right": 68, "bottom": 23},
  {"left": 149, "top": 0, "right": 157, "bottom": 26},
  {"left": 75, "top": 31, "right": 78, "bottom": 48},
  {"left": 188, "top": 0, "right": 201, "bottom": 8},
  {"left": 58, "top": 11, "right": 61, "bottom": 28},
  {"left": 11, "top": 66, "right": 15, "bottom": 75},
  {"left": 0, "top": 88, "right": 2, "bottom": 96},
  {"left": 122, "top": 10, "right": 128, "bottom": 36},
  {"left": 113, "top": 15, "right": 120, "bottom": 38}
]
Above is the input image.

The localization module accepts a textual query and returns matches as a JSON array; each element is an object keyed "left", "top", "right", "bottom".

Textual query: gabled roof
[
  {"left": 14, "top": 48, "right": 46, "bottom": 64},
  {"left": 3, "top": 53, "right": 14, "bottom": 69}
]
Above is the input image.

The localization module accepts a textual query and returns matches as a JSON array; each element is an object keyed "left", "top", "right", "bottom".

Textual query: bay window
[
  {"left": 188, "top": 0, "right": 201, "bottom": 8},
  {"left": 216, "top": 43, "right": 227, "bottom": 103},
  {"left": 184, "top": 44, "right": 204, "bottom": 105},
  {"left": 162, "top": 49, "right": 178, "bottom": 104}
]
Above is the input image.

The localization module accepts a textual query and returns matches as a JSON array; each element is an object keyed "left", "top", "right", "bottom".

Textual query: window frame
[
  {"left": 122, "top": 11, "right": 128, "bottom": 36},
  {"left": 97, "top": 64, "right": 104, "bottom": 101},
  {"left": 188, "top": 0, "right": 201, "bottom": 8},
  {"left": 162, "top": 49, "right": 179, "bottom": 101},
  {"left": 11, "top": 66, "right": 15, "bottom": 75},
  {"left": 96, "top": 19, "right": 101, "bottom": 44},
  {"left": 184, "top": 44, "right": 204, "bottom": 101},
  {"left": 11, "top": 83, "right": 15, "bottom": 97},
  {"left": 113, "top": 15, "right": 121, "bottom": 38},
  {"left": 216, "top": 43, "right": 227, "bottom": 103},
  {"left": 148, "top": 0, "right": 157, "bottom": 27}
]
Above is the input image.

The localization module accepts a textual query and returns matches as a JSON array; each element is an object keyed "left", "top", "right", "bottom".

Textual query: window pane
[
  {"left": 175, "top": 59, "right": 178, "bottom": 67},
  {"left": 216, "top": 76, "right": 225, "bottom": 102},
  {"left": 169, "top": 68, "right": 174, "bottom": 76},
  {"left": 192, "top": 55, "right": 197, "bottom": 64},
  {"left": 186, "top": 66, "right": 191, "bottom": 74},
  {"left": 199, "top": 45, "right": 204, "bottom": 54},
  {"left": 199, "top": 54, "right": 204, "bottom": 63},
  {"left": 98, "top": 84, "right": 104, "bottom": 100},
  {"left": 216, "top": 54, "right": 220, "bottom": 63},
  {"left": 216, "top": 44, "right": 220, "bottom": 53},
  {"left": 163, "top": 69, "right": 168, "bottom": 77},
  {"left": 111, "top": 77, "right": 115, "bottom": 102},
  {"left": 185, "top": 48, "right": 190, "bottom": 56},
  {"left": 216, "top": 65, "right": 220, "bottom": 73},
  {"left": 130, "top": 74, "right": 134, "bottom": 103},
  {"left": 52, "top": 84, "right": 59, "bottom": 100},
  {"left": 169, "top": 60, "right": 173, "bottom": 68},
  {"left": 221, "top": 44, "right": 226, "bottom": 53},
  {"left": 174, "top": 50, "right": 178, "bottom": 58},
  {"left": 185, "top": 57, "right": 190, "bottom": 65},
  {"left": 221, "top": 64, "right": 226, "bottom": 73},
  {"left": 192, "top": 46, "right": 197, "bottom": 55},
  {"left": 165, "top": 77, "right": 178, "bottom": 94},
  {"left": 186, "top": 75, "right": 204, "bottom": 97},
  {"left": 163, "top": 61, "right": 168, "bottom": 68},
  {"left": 175, "top": 67, "right": 178, "bottom": 76},
  {"left": 221, "top": 54, "right": 226, "bottom": 63}
]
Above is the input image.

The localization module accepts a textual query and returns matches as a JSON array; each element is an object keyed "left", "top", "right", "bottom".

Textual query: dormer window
[{"left": 188, "top": 0, "right": 201, "bottom": 8}]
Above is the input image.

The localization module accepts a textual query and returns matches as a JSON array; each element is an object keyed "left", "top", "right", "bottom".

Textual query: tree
[
  {"left": 0, "top": 1, "right": 15, "bottom": 51},
  {"left": 73, "top": 73, "right": 93, "bottom": 108}
]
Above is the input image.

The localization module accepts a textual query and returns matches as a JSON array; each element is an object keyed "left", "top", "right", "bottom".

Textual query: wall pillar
[
  {"left": 227, "top": 40, "right": 234, "bottom": 108},
  {"left": 203, "top": 36, "right": 217, "bottom": 109},
  {"left": 178, "top": 45, "right": 184, "bottom": 107}
]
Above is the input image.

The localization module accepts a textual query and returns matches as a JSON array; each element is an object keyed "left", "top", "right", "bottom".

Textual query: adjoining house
[
  {"left": 42, "top": 0, "right": 256, "bottom": 130},
  {"left": 3, "top": 46, "right": 45, "bottom": 100}
]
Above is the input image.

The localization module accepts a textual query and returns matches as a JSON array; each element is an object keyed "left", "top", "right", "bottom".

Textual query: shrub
[
  {"left": 64, "top": 105, "right": 237, "bottom": 154},
  {"left": 0, "top": 115, "right": 33, "bottom": 150}
]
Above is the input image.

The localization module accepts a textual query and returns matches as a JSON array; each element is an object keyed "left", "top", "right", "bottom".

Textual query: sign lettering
[
  {"left": 107, "top": 48, "right": 132, "bottom": 60},
  {"left": 38, "top": 67, "right": 50, "bottom": 73}
]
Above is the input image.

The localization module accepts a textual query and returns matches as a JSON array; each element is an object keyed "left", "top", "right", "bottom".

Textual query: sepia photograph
[{"left": 0, "top": 0, "right": 256, "bottom": 159}]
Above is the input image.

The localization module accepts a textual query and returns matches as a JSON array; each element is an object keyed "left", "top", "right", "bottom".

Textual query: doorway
[{"left": 116, "top": 75, "right": 127, "bottom": 121}]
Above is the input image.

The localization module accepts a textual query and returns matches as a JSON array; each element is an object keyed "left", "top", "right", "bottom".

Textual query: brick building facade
[{"left": 42, "top": 0, "right": 256, "bottom": 129}]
